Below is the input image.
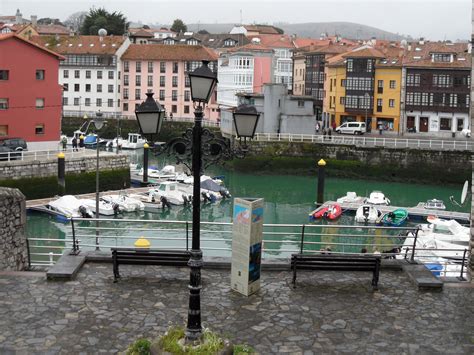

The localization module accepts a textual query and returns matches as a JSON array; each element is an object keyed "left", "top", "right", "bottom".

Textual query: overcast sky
[{"left": 1, "top": 0, "right": 471, "bottom": 40}]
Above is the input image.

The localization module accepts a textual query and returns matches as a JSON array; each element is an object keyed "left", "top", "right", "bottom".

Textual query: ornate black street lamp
[{"left": 135, "top": 61, "right": 259, "bottom": 341}]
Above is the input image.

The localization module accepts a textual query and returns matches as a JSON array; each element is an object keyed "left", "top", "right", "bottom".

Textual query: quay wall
[
  {"left": 229, "top": 142, "right": 472, "bottom": 184},
  {"left": 0, "top": 188, "right": 27, "bottom": 271},
  {"left": 0, "top": 154, "right": 130, "bottom": 199}
]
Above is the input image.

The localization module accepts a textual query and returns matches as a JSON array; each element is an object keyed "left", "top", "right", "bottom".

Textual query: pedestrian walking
[
  {"left": 61, "top": 136, "right": 67, "bottom": 151},
  {"left": 72, "top": 137, "right": 78, "bottom": 151},
  {"left": 315, "top": 121, "right": 320, "bottom": 134},
  {"left": 169, "top": 113, "right": 173, "bottom": 121},
  {"left": 79, "top": 135, "right": 85, "bottom": 148}
]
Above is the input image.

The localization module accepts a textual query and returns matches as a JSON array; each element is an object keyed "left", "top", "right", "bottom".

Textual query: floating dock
[{"left": 316, "top": 198, "right": 470, "bottom": 222}]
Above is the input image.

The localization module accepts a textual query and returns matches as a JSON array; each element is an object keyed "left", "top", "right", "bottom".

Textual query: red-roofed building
[
  {"left": 120, "top": 44, "right": 219, "bottom": 120},
  {"left": 0, "top": 34, "right": 64, "bottom": 149}
]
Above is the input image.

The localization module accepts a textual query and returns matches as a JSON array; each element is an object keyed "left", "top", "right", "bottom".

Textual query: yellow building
[
  {"left": 324, "top": 47, "right": 403, "bottom": 132},
  {"left": 292, "top": 54, "right": 306, "bottom": 96}
]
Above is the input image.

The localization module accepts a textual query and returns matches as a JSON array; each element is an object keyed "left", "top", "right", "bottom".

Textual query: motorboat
[
  {"left": 419, "top": 199, "right": 446, "bottom": 210},
  {"left": 366, "top": 191, "right": 390, "bottom": 205},
  {"left": 419, "top": 217, "right": 469, "bottom": 245},
  {"left": 107, "top": 133, "right": 147, "bottom": 149},
  {"left": 83, "top": 133, "right": 107, "bottom": 147},
  {"left": 401, "top": 233, "right": 467, "bottom": 262},
  {"left": 178, "top": 175, "right": 231, "bottom": 202},
  {"left": 47, "top": 195, "right": 94, "bottom": 219},
  {"left": 380, "top": 209, "right": 408, "bottom": 226},
  {"left": 129, "top": 192, "right": 173, "bottom": 212},
  {"left": 79, "top": 198, "right": 119, "bottom": 216},
  {"left": 355, "top": 204, "right": 381, "bottom": 224},
  {"left": 310, "top": 203, "right": 342, "bottom": 220},
  {"left": 101, "top": 193, "right": 145, "bottom": 212},
  {"left": 336, "top": 192, "right": 361, "bottom": 204},
  {"left": 139, "top": 165, "right": 178, "bottom": 180},
  {"left": 147, "top": 181, "right": 192, "bottom": 206}
]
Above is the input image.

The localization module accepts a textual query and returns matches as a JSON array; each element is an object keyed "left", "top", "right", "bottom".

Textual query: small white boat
[
  {"left": 402, "top": 233, "right": 467, "bottom": 261},
  {"left": 366, "top": 191, "right": 390, "bottom": 205},
  {"left": 148, "top": 181, "right": 192, "bottom": 206},
  {"left": 337, "top": 192, "right": 360, "bottom": 204},
  {"left": 129, "top": 192, "right": 172, "bottom": 212},
  {"left": 139, "top": 165, "right": 178, "bottom": 180},
  {"left": 47, "top": 195, "right": 94, "bottom": 219},
  {"left": 180, "top": 175, "right": 231, "bottom": 202},
  {"left": 101, "top": 193, "right": 145, "bottom": 212},
  {"left": 80, "top": 198, "right": 118, "bottom": 216},
  {"left": 420, "top": 217, "right": 470, "bottom": 245},
  {"left": 108, "top": 133, "right": 146, "bottom": 149},
  {"left": 419, "top": 199, "right": 446, "bottom": 210},
  {"left": 355, "top": 204, "right": 381, "bottom": 224}
]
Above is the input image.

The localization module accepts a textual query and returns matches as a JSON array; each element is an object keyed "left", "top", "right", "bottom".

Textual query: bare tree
[{"left": 64, "top": 11, "right": 87, "bottom": 33}]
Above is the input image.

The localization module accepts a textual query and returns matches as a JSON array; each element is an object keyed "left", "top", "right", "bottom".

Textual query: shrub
[{"left": 126, "top": 338, "right": 151, "bottom": 355}]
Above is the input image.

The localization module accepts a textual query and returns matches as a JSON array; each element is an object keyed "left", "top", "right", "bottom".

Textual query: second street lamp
[{"left": 92, "top": 111, "right": 105, "bottom": 249}]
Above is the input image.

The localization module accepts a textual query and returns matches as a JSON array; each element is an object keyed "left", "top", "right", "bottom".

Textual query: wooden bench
[
  {"left": 112, "top": 248, "right": 191, "bottom": 282},
  {"left": 291, "top": 253, "right": 381, "bottom": 290}
]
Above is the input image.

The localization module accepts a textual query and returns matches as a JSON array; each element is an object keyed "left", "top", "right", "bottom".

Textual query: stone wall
[
  {"left": 0, "top": 153, "right": 129, "bottom": 180},
  {"left": 0, "top": 188, "right": 27, "bottom": 271}
]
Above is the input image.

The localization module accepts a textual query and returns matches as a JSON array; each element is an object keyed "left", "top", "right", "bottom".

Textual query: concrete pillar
[{"left": 0, "top": 188, "right": 27, "bottom": 271}]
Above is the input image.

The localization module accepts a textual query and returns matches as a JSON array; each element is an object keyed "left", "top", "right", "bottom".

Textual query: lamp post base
[{"left": 186, "top": 249, "right": 203, "bottom": 341}]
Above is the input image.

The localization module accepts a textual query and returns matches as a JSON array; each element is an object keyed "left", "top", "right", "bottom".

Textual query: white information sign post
[{"left": 231, "top": 197, "right": 264, "bottom": 296}]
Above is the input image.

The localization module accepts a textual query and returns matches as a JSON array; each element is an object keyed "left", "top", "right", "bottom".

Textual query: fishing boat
[
  {"left": 355, "top": 204, "right": 381, "bottom": 224},
  {"left": 366, "top": 191, "right": 390, "bottom": 205},
  {"left": 107, "top": 133, "right": 147, "bottom": 149},
  {"left": 147, "top": 181, "right": 192, "bottom": 206},
  {"left": 138, "top": 165, "right": 178, "bottom": 180},
  {"left": 310, "top": 203, "right": 342, "bottom": 220},
  {"left": 83, "top": 133, "right": 107, "bottom": 147},
  {"left": 380, "top": 208, "right": 408, "bottom": 226}
]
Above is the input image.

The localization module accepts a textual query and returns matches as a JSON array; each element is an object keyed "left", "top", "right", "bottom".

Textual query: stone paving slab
[{"left": 0, "top": 263, "right": 473, "bottom": 354}]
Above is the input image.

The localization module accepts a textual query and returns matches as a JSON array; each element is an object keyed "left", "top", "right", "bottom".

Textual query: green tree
[
  {"left": 171, "top": 19, "right": 187, "bottom": 33},
  {"left": 80, "top": 8, "right": 128, "bottom": 36}
]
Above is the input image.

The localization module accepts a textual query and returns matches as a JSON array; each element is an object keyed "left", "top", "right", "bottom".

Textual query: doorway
[{"left": 419, "top": 117, "right": 429, "bottom": 132}]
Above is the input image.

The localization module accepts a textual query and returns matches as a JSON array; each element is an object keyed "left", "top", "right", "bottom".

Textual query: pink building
[
  {"left": 217, "top": 43, "right": 274, "bottom": 108},
  {"left": 121, "top": 44, "right": 219, "bottom": 121},
  {"left": 0, "top": 33, "right": 64, "bottom": 149}
]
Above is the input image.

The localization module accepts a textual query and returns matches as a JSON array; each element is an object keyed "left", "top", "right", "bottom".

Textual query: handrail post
[
  {"left": 186, "top": 221, "right": 189, "bottom": 251},
  {"left": 410, "top": 228, "right": 418, "bottom": 263},
  {"left": 26, "top": 238, "right": 31, "bottom": 270},
  {"left": 459, "top": 249, "right": 467, "bottom": 280},
  {"left": 70, "top": 218, "right": 79, "bottom": 255},
  {"left": 300, "top": 224, "right": 306, "bottom": 254}
]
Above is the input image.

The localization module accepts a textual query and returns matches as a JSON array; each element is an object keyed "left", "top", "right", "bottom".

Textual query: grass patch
[{"left": 126, "top": 338, "right": 151, "bottom": 355}]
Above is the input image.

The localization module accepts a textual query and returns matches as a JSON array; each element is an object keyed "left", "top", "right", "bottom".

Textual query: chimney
[
  {"left": 419, "top": 37, "right": 425, "bottom": 45},
  {"left": 31, "top": 15, "right": 37, "bottom": 27},
  {"left": 15, "top": 9, "right": 23, "bottom": 24}
]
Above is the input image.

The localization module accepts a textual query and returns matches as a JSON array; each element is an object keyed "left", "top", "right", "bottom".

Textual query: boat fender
[{"left": 160, "top": 196, "right": 171, "bottom": 209}]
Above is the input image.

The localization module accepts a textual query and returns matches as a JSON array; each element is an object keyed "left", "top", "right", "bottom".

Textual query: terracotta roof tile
[
  {"left": 403, "top": 42, "right": 470, "bottom": 69},
  {"left": 0, "top": 33, "right": 65, "bottom": 59},
  {"left": 247, "top": 34, "right": 295, "bottom": 49},
  {"left": 128, "top": 28, "right": 154, "bottom": 37},
  {"left": 293, "top": 38, "right": 332, "bottom": 49},
  {"left": 122, "top": 44, "right": 218, "bottom": 61},
  {"left": 224, "top": 42, "right": 273, "bottom": 53},
  {"left": 243, "top": 25, "right": 280, "bottom": 34},
  {"left": 30, "top": 35, "right": 126, "bottom": 55},
  {"left": 342, "top": 47, "right": 385, "bottom": 58},
  {"left": 35, "top": 24, "right": 69, "bottom": 35}
]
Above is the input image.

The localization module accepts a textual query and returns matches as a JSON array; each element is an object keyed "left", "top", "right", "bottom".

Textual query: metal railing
[
  {"left": 26, "top": 218, "right": 468, "bottom": 278},
  {"left": 253, "top": 133, "right": 474, "bottom": 151},
  {"left": 0, "top": 147, "right": 88, "bottom": 162}
]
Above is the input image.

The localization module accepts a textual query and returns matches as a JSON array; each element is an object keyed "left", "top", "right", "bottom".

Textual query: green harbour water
[{"left": 26, "top": 149, "right": 470, "bottom": 262}]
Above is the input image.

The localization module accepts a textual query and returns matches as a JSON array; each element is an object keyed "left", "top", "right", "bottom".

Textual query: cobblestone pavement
[{"left": 0, "top": 264, "right": 473, "bottom": 354}]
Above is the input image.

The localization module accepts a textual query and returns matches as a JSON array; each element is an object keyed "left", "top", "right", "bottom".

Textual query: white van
[{"left": 335, "top": 122, "right": 366, "bottom": 135}]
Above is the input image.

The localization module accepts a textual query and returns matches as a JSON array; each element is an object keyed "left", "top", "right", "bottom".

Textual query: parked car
[
  {"left": 0, "top": 146, "right": 18, "bottom": 161},
  {"left": 0, "top": 137, "right": 28, "bottom": 151},
  {"left": 335, "top": 122, "right": 366, "bottom": 135}
]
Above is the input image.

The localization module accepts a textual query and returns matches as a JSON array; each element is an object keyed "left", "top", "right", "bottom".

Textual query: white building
[{"left": 33, "top": 34, "right": 130, "bottom": 118}]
